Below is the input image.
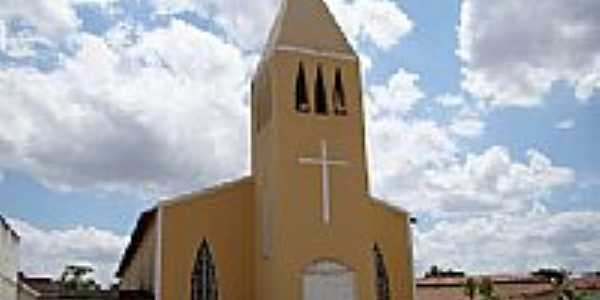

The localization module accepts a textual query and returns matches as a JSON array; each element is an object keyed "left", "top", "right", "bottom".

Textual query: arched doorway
[{"left": 302, "top": 260, "right": 355, "bottom": 300}]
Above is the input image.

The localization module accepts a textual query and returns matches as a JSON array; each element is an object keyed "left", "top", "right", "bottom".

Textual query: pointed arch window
[
  {"left": 314, "top": 66, "right": 328, "bottom": 115},
  {"left": 373, "top": 243, "right": 390, "bottom": 300},
  {"left": 191, "top": 239, "right": 218, "bottom": 300},
  {"left": 333, "top": 68, "right": 347, "bottom": 115},
  {"left": 295, "top": 63, "right": 310, "bottom": 113}
]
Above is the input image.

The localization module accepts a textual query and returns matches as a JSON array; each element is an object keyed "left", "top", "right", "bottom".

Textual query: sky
[{"left": 0, "top": 0, "right": 599, "bottom": 286}]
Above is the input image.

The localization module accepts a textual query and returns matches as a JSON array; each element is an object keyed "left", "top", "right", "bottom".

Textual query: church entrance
[{"left": 302, "top": 260, "right": 355, "bottom": 300}]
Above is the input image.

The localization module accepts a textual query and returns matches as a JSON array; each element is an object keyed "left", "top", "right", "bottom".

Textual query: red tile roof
[
  {"left": 417, "top": 277, "right": 467, "bottom": 287},
  {"left": 574, "top": 277, "right": 600, "bottom": 290}
]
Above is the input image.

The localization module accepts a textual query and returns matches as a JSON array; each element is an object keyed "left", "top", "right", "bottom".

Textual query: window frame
[{"left": 191, "top": 239, "right": 219, "bottom": 300}]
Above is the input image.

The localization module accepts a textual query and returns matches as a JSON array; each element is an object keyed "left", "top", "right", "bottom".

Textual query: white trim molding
[{"left": 276, "top": 45, "right": 357, "bottom": 61}]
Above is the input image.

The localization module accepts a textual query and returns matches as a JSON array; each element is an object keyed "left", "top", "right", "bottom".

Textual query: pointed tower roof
[{"left": 264, "top": 0, "right": 356, "bottom": 58}]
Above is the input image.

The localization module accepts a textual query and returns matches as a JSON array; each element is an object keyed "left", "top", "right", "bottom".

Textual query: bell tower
[{"left": 251, "top": 0, "right": 375, "bottom": 298}]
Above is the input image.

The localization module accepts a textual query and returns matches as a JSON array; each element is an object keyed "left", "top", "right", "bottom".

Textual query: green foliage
[
  {"left": 560, "top": 287, "right": 599, "bottom": 300},
  {"left": 427, "top": 265, "right": 440, "bottom": 277},
  {"left": 462, "top": 277, "right": 502, "bottom": 300},
  {"left": 573, "top": 292, "right": 593, "bottom": 300},
  {"left": 463, "top": 277, "right": 477, "bottom": 300},
  {"left": 59, "top": 265, "right": 98, "bottom": 291},
  {"left": 478, "top": 277, "right": 500, "bottom": 300}
]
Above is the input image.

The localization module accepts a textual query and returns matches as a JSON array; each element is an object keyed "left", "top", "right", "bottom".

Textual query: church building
[{"left": 115, "top": 0, "right": 415, "bottom": 299}]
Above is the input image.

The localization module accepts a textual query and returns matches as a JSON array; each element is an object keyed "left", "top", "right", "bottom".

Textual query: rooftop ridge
[{"left": 261, "top": 0, "right": 356, "bottom": 62}]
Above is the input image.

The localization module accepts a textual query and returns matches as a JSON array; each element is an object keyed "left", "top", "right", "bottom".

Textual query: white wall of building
[{"left": 0, "top": 216, "right": 19, "bottom": 300}]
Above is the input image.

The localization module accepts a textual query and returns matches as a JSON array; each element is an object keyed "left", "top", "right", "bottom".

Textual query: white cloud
[
  {"left": 458, "top": 0, "right": 600, "bottom": 107},
  {"left": 414, "top": 209, "right": 600, "bottom": 275},
  {"left": 327, "top": 0, "right": 413, "bottom": 50},
  {"left": 369, "top": 120, "right": 575, "bottom": 214},
  {"left": 0, "top": 22, "right": 48, "bottom": 58},
  {"left": 449, "top": 117, "right": 484, "bottom": 138},
  {"left": 435, "top": 94, "right": 464, "bottom": 108},
  {"left": 0, "top": 0, "right": 117, "bottom": 38},
  {"left": 369, "top": 68, "right": 425, "bottom": 114},
  {"left": 0, "top": 20, "right": 252, "bottom": 195},
  {"left": 422, "top": 147, "right": 574, "bottom": 214},
  {"left": 8, "top": 218, "right": 128, "bottom": 286},
  {"left": 71, "top": 0, "right": 119, "bottom": 5},
  {"left": 366, "top": 116, "right": 459, "bottom": 203},
  {"left": 0, "top": 0, "right": 79, "bottom": 39},
  {"left": 104, "top": 22, "right": 143, "bottom": 49},
  {"left": 555, "top": 119, "right": 575, "bottom": 130},
  {"left": 0, "top": 0, "right": 120, "bottom": 58},
  {"left": 354, "top": 0, "right": 412, "bottom": 50},
  {"left": 150, "top": 0, "right": 413, "bottom": 51},
  {"left": 150, "top": 0, "right": 279, "bottom": 50},
  {"left": 448, "top": 107, "right": 485, "bottom": 138}
]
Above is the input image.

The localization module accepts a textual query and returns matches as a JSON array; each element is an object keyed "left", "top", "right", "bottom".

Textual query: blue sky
[{"left": 0, "top": 0, "right": 599, "bottom": 285}]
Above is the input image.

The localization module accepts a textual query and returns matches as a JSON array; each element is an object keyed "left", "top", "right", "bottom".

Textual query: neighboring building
[
  {"left": 416, "top": 272, "right": 600, "bottom": 300},
  {"left": 16, "top": 273, "right": 41, "bottom": 300},
  {"left": 115, "top": 0, "right": 415, "bottom": 299},
  {"left": 18, "top": 274, "right": 152, "bottom": 300},
  {"left": 18, "top": 275, "right": 61, "bottom": 296},
  {"left": 0, "top": 214, "right": 20, "bottom": 300},
  {"left": 416, "top": 275, "right": 558, "bottom": 300},
  {"left": 16, "top": 284, "right": 40, "bottom": 300},
  {"left": 416, "top": 276, "right": 467, "bottom": 300},
  {"left": 573, "top": 274, "right": 600, "bottom": 299},
  {"left": 488, "top": 275, "right": 558, "bottom": 300}
]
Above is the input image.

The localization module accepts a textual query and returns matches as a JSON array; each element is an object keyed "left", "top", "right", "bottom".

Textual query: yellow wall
[
  {"left": 159, "top": 177, "right": 256, "bottom": 300},
  {"left": 250, "top": 47, "right": 414, "bottom": 300},
  {"left": 371, "top": 201, "right": 415, "bottom": 300}
]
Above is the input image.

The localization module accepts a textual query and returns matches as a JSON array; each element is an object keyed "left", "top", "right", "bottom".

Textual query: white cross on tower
[{"left": 298, "top": 140, "right": 347, "bottom": 224}]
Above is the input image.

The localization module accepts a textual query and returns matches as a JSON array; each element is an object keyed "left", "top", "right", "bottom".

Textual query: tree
[
  {"left": 558, "top": 274, "right": 592, "bottom": 300},
  {"left": 478, "top": 277, "right": 500, "bottom": 300},
  {"left": 464, "top": 277, "right": 478, "bottom": 300},
  {"left": 425, "top": 265, "right": 440, "bottom": 278},
  {"left": 533, "top": 268, "right": 569, "bottom": 285},
  {"left": 59, "top": 265, "right": 98, "bottom": 291}
]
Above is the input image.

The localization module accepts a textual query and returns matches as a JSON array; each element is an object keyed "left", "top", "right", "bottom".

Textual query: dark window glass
[
  {"left": 191, "top": 239, "right": 218, "bottom": 300},
  {"left": 374, "top": 243, "right": 390, "bottom": 300},
  {"left": 314, "top": 66, "right": 328, "bottom": 115},
  {"left": 295, "top": 63, "right": 310, "bottom": 113},
  {"left": 333, "top": 68, "right": 347, "bottom": 115}
]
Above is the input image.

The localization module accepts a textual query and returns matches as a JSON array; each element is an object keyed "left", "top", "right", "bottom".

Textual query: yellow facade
[
  {"left": 116, "top": 0, "right": 415, "bottom": 299},
  {"left": 160, "top": 178, "right": 256, "bottom": 300}
]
